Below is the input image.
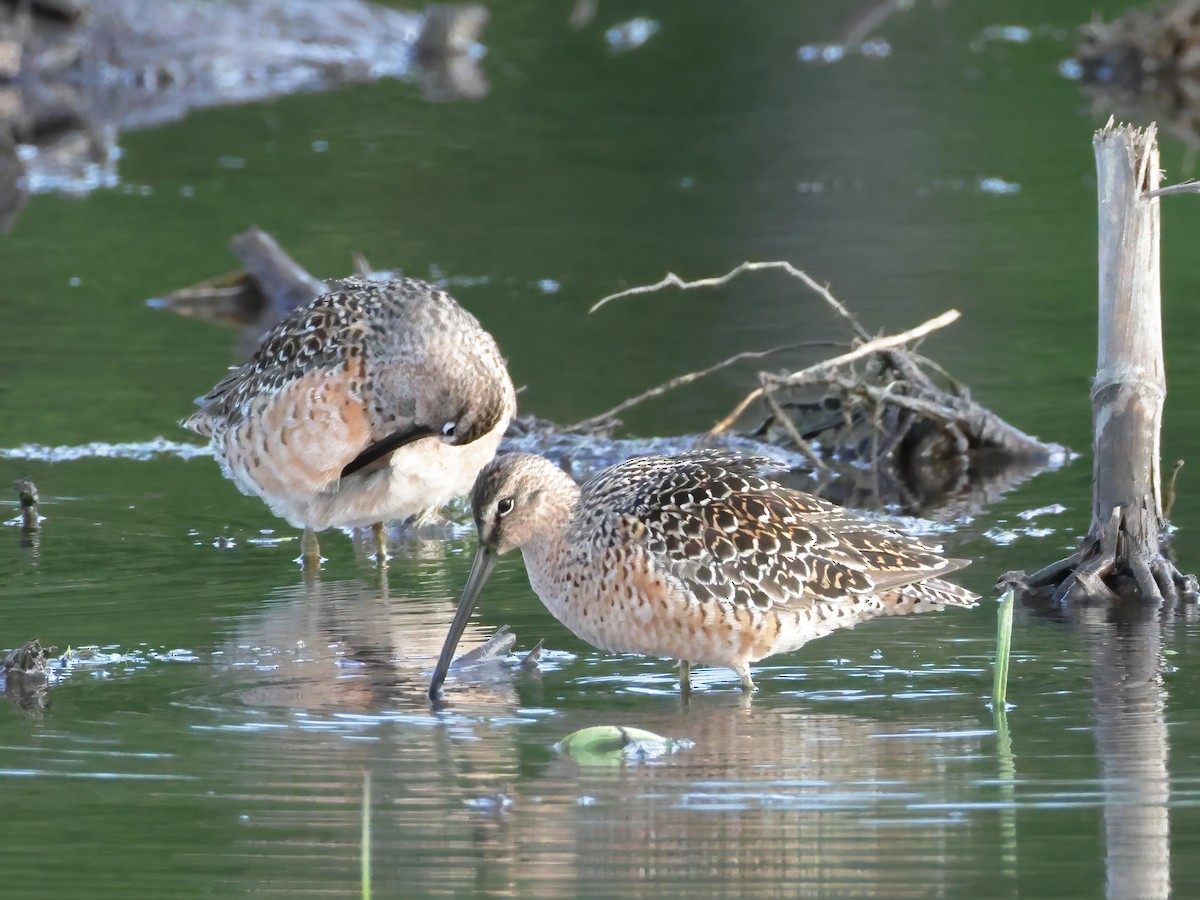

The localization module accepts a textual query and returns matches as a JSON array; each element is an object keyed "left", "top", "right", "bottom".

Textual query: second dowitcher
[
  {"left": 431, "top": 451, "right": 978, "bottom": 698},
  {"left": 185, "top": 277, "right": 515, "bottom": 565}
]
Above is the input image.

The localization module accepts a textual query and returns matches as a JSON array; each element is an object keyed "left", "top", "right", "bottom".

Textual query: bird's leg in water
[
  {"left": 301, "top": 528, "right": 321, "bottom": 569},
  {"left": 372, "top": 521, "right": 389, "bottom": 567},
  {"left": 736, "top": 665, "right": 756, "bottom": 692}
]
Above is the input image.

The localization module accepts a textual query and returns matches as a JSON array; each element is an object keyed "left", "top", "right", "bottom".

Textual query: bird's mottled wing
[
  {"left": 577, "top": 451, "right": 959, "bottom": 611},
  {"left": 184, "top": 278, "right": 474, "bottom": 460},
  {"left": 185, "top": 281, "right": 378, "bottom": 433}
]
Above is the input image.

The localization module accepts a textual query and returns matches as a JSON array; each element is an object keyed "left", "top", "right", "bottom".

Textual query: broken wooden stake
[{"left": 1022, "top": 119, "right": 1196, "bottom": 604}]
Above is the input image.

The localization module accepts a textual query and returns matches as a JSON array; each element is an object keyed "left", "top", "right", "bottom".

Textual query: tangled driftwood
[{"left": 590, "top": 262, "right": 1066, "bottom": 517}]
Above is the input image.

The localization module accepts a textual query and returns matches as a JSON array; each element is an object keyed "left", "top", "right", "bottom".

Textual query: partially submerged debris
[
  {"left": 520, "top": 639, "right": 544, "bottom": 671},
  {"left": 13, "top": 476, "right": 39, "bottom": 530},
  {"left": 555, "top": 725, "right": 691, "bottom": 766},
  {"left": 1012, "top": 123, "right": 1197, "bottom": 605},
  {"left": 742, "top": 329, "right": 1067, "bottom": 516},
  {"left": 592, "top": 262, "right": 1067, "bottom": 517},
  {"left": 413, "top": 4, "right": 489, "bottom": 102},
  {"left": 1076, "top": 1, "right": 1200, "bottom": 149},
  {"left": 448, "top": 625, "right": 516, "bottom": 669},
  {"left": 0, "top": 132, "right": 27, "bottom": 235},
  {"left": 149, "top": 227, "right": 327, "bottom": 353},
  {"left": 1, "top": 639, "right": 56, "bottom": 712},
  {"left": 2, "top": 639, "right": 54, "bottom": 676}
]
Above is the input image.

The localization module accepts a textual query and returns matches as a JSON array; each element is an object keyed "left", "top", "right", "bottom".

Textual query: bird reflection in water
[{"left": 219, "top": 574, "right": 522, "bottom": 711}]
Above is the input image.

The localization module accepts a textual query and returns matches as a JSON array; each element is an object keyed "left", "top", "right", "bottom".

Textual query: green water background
[{"left": 2, "top": 1, "right": 1199, "bottom": 896}]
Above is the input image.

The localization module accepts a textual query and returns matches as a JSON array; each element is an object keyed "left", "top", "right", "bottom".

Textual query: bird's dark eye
[
  {"left": 441, "top": 422, "right": 456, "bottom": 437},
  {"left": 497, "top": 497, "right": 514, "bottom": 517}
]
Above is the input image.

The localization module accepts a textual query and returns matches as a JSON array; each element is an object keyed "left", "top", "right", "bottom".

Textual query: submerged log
[
  {"left": 1, "top": 639, "right": 53, "bottom": 675},
  {"left": 413, "top": 4, "right": 489, "bottom": 102},
  {"left": 150, "top": 226, "right": 330, "bottom": 357},
  {"left": 1020, "top": 121, "right": 1196, "bottom": 605},
  {"left": 152, "top": 227, "right": 324, "bottom": 327}
]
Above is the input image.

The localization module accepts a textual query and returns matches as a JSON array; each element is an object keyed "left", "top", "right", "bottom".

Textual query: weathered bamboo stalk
[
  {"left": 1090, "top": 122, "right": 1166, "bottom": 582},
  {"left": 1020, "top": 120, "right": 1195, "bottom": 604}
]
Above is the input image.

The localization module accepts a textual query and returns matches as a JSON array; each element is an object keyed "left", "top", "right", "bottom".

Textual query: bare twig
[
  {"left": 1142, "top": 180, "right": 1200, "bottom": 199},
  {"left": 710, "top": 309, "right": 962, "bottom": 435},
  {"left": 1164, "top": 459, "right": 1185, "bottom": 519},
  {"left": 590, "top": 261, "right": 871, "bottom": 339},
  {"left": 906, "top": 351, "right": 970, "bottom": 398},
  {"left": 565, "top": 341, "right": 839, "bottom": 433},
  {"left": 762, "top": 310, "right": 961, "bottom": 389},
  {"left": 826, "top": 377, "right": 961, "bottom": 423},
  {"left": 760, "top": 387, "right": 825, "bottom": 469},
  {"left": 710, "top": 387, "right": 765, "bottom": 437}
]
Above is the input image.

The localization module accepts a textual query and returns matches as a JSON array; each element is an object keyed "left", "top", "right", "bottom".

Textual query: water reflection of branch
[{"left": 1080, "top": 606, "right": 1171, "bottom": 900}]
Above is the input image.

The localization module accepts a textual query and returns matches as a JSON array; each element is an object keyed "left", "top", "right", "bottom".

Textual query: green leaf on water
[{"left": 555, "top": 725, "right": 689, "bottom": 766}]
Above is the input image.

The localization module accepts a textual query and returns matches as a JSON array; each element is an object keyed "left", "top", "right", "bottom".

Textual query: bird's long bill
[
  {"left": 429, "top": 546, "right": 498, "bottom": 701},
  {"left": 341, "top": 425, "right": 436, "bottom": 478}
]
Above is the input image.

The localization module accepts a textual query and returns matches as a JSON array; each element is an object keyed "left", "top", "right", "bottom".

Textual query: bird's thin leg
[
  {"left": 679, "top": 660, "right": 691, "bottom": 699},
  {"left": 301, "top": 528, "right": 321, "bottom": 569},
  {"left": 736, "top": 665, "right": 756, "bottom": 693},
  {"left": 372, "top": 521, "right": 389, "bottom": 567}
]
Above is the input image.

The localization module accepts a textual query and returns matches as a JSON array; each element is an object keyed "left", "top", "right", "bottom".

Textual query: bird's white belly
[{"left": 268, "top": 428, "right": 505, "bottom": 531}]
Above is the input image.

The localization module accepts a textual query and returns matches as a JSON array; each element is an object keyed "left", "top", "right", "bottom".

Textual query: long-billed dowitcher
[
  {"left": 430, "top": 451, "right": 978, "bottom": 698},
  {"left": 185, "top": 277, "right": 515, "bottom": 566}
]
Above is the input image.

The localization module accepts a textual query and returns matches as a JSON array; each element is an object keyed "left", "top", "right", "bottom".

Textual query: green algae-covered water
[{"left": 3, "top": 2, "right": 1200, "bottom": 895}]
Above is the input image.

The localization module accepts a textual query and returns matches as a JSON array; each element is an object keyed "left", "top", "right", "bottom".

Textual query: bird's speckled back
[
  {"left": 185, "top": 277, "right": 509, "bottom": 438},
  {"left": 570, "top": 450, "right": 973, "bottom": 612}
]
